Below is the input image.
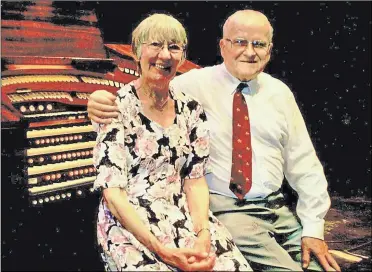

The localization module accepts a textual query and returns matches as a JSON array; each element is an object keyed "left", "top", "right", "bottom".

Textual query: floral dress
[{"left": 93, "top": 83, "right": 251, "bottom": 271}]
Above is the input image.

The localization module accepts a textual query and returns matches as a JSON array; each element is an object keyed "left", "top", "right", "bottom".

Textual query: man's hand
[
  {"left": 87, "top": 90, "right": 119, "bottom": 124},
  {"left": 302, "top": 237, "right": 341, "bottom": 271},
  {"left": 159, "top": 246, "right": 215, "bottom": 271}
]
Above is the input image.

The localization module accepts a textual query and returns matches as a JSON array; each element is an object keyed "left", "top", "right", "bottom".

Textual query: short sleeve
[
  {"left": 92, "top": 111, "right": 129, "bottom": 191},
  {"left": 183, "top": 100, "right": 211, "bottom": 179}
]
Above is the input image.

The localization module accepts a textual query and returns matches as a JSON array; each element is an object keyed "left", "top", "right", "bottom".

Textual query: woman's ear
[
  {"left": 176, "top": 50, "right": 186, "bottom": 68},
  {"left": 136, "top": 60, "right": 142, "bottom": 75},
  {"left": 180, "top": 54, "right": 186, "bottom": 65}
]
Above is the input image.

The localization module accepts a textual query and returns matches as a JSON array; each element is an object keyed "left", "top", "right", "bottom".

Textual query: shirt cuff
[{"left": 301, "top": 219, "right": 325, "bottom": 240}]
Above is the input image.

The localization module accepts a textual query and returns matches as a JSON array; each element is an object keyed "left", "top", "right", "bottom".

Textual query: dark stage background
[{"left": 1, "top": 1, "right": 371, "bottom": 271}]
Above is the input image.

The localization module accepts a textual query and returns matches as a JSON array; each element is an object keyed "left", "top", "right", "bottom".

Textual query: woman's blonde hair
[{"left": 131, "top": 13, "right": 188, "bottom": 60}]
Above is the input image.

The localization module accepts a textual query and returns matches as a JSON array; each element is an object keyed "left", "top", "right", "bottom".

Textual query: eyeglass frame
[
  {"left": 142, "top": 41, "right": 186, "bottom": 55},
  {"left": 224, "top": 38, "right": 272, "bottom": 53}
]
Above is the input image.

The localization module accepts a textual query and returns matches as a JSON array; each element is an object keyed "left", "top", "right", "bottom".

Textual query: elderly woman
[{"left": 93, "top": 13, "right": 251, "bottom": 271}]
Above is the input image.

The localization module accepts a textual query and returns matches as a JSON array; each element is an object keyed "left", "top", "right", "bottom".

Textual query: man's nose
[{"left": 243, "top": 43, "right": 257, "bottom": 56}]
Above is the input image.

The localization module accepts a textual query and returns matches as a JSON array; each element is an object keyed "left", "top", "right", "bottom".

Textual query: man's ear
[
  {"left": 219, "top": 39, "right": 226, "bottom": 58},
  {"left": 219, "top": 39, "right": 225, "bottom": 50},
  {"left": 268, "top": 43, "right": 273, "bottom": 54}
]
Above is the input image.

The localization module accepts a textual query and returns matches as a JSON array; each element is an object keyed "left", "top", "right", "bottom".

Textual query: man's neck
[{"left": 222, "top": 63, "right": 259, "bottom": 83}]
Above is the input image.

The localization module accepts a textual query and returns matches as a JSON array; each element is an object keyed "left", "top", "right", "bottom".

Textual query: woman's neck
[{"left": 135, "top": 79, "right": 170, "bottom": 111}]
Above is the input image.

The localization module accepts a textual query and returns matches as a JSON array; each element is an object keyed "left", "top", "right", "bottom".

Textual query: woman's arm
[
  {"left": 183, "top": 100, "right": 211, "bottom": 234},
  {"left": 184, "top": 176, "right": 210, "bottom": 234},
  {"left": 103, "top": 187, "right": 163, "bottom": 254},
  {"left": 93, "top": 106, "right": 165, "bottom": 256},
  {"left": 182, "top": 100, "right": 214, "bottom": 262},
  {"left": 184, "top": 176, "right": 213, "bottom": 263}
]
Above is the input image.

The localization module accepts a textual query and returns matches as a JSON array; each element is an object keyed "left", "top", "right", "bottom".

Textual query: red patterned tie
[{"left": 230, "top": 83, "right": 252, "bottom": 199}]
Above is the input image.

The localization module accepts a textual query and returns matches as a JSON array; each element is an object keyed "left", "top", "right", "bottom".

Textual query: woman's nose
[{"left": 158, "top": 46, "right": 172, "bottom": 59}]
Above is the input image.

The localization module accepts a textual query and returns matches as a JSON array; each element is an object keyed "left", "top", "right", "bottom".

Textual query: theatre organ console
[{"left": 1, "top": 1, "right": 199, "bottom": 208}]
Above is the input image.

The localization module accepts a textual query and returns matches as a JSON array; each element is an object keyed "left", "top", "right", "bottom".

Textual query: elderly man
[{"left": 87, "top": 10, "right": 341, "bottom": 272}]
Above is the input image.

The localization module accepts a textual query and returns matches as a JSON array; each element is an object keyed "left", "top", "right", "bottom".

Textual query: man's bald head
[
  {"left": 219, "top": 9, "right": 274, "bottom": 81},
  {"left": 223, "top": 10, "right": 273, "bottom": 42}
]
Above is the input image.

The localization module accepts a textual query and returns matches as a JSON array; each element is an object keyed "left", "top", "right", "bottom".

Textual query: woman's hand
[
  {"left": 159, "top": 246, "right": 215, "bottom": 271},
  {"left": 187, "top": 230, "right": 214, "bottom": 264},
  {"left": 194, "top": 229, "right": 212, "bottom": 254}
]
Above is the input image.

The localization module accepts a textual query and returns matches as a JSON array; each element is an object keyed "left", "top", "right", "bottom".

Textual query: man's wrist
[
  {"left": 302, "top": 236, "right": 324, "bottom": 241},
  {"left": 301, "top": 220, "right": 325, "bottom": 240}
]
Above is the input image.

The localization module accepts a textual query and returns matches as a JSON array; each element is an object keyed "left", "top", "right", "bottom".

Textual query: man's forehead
[
  {"left": 223, "top": 10, "right": 272, "bottom": 41},
  {"left": 232, "top": 10, "right": 269, "bottom": 23},
  {"left": 232, "top": 17, "right": 269, "bottom": 29},
  {"left": 227, "top": 23, "right": 270, "bottom": 37}
]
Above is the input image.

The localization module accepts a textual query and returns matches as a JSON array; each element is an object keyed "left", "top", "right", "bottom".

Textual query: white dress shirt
[{"left": 170, "top": 63, "right": 331, "bottom": 240}]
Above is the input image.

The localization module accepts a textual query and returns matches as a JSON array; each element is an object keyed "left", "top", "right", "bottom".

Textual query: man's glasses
[
  {"left": 142, "top": 41, "right": 185, "bottom": 55},
  {"left": 225, "top": 38, "right": 270, "bottom": 52}
]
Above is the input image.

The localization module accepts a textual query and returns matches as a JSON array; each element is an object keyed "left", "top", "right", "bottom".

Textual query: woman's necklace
[
  {"left": 151, "top": 98, "right": 169, "bottom": 112},
  {"left": 141, "top": 86, "right": 170, "bottom": 112}
]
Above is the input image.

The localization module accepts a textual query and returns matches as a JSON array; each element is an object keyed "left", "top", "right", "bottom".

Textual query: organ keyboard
[{"left": 27, "top": 124, "right": 94, "bottom": 139}]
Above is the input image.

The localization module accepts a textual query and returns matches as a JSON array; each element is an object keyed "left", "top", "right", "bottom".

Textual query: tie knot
[{"left": 236, "top": 83, "right": 248, "bottom": 93}]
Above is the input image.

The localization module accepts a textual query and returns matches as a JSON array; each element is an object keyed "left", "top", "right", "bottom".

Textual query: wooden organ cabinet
[{"left": 1, "top": 1, "right": 199, "bottom": 270}]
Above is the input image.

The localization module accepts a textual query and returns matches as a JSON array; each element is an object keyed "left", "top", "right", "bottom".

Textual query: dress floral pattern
[{"left": 93, "top": 83, "right": 251, "bottom": 271}]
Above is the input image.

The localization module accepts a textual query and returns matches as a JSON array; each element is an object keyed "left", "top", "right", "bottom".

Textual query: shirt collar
[{"left": 219, "top": 63, "right": 259, "bottom": 95}]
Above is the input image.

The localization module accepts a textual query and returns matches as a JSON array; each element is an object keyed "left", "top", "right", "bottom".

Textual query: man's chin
[{"left": 238, "top": 70, "right": 260, "bottom": 81}]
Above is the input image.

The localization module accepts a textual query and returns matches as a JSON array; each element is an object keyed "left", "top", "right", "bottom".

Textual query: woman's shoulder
[
  {"left": 115, "top": 82, "right": 139, "bottom": 115},
  {"left": 173, "top": 90, "right": 208, "bottom": 127},
  {"left": 171, "top": 87, "right": 203, "bottom": 111},
  {"left": 171, "top": 87, "right": 200, "bottom": 104}
]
